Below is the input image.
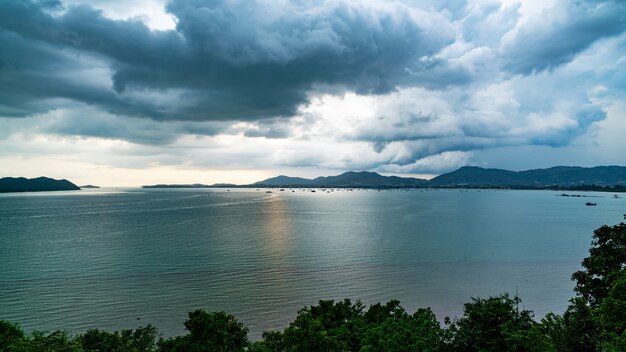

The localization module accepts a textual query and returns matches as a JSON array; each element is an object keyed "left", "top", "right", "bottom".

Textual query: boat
[
  {"left": 585, "top": 202, "right": 597, "bottom": 206},
  {"left": 266, "top": 190, "right": 272, "bottom": 193}
]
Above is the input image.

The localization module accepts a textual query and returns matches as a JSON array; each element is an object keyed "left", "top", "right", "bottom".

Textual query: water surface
[{"left": 1, "top": 188, "right": 624, "bottom": 339}]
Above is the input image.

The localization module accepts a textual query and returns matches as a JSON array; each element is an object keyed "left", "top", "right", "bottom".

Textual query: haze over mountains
[
  {"left": 428, "top": 166, "right": 626, "bottom": 187},
  {"left": 253, "top": 166, "right": 626, "bottom": 188},
  {"left": 255, "top": 171, "right": 427, "bottom": 187},
  {"left": 4, "top": 166, "right": 626, "bottom": 192}
]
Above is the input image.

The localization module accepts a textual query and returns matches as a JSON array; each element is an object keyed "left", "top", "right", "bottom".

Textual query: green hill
[{"left": 0, "top": 177, "right": 80, "bottom": 193}]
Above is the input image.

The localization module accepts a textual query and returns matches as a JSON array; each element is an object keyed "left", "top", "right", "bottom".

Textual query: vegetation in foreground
[{"left": 2, "top": 223, "right": 625, "bottom": 352}]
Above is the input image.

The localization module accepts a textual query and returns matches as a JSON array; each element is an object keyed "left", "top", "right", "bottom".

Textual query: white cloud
[
  {"left": 0, "top": 0, "right": 625, "bottom": 184},
  {"left": 62, "top": 0, "right": 177, "bottom": 30}
]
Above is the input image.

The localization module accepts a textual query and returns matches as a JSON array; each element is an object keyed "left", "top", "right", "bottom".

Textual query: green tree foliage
[
  {"left": 158, "top": 310, "right": 249, "bottom": 352},
  {"left": 525, "top": 313, "right": 567, "bottom": 352},
  {"left": 561, "top": 297, "right": 601, "bottom": 352},
  {"left": 599, "top": 271, "right": 626, "bottom": 350},
  {"left": 572, "top": 223, "right": 626, "bottom": 306},
  {"left": 0, "top": 324, "right": 158, "bottom": 352},
  {"left": 0, "top": 320, "right": 25, "bottom": 352},
  {"left": 252, "top": 299, "right": 444, "bottom": 352},
  {"left": 561, "top": 222, "right": 626, "bottom": 351},
  {"left": 448, "top": 294, "right": 536, "bottom": 352},
  {"left": 12, "top": 331, "right": 82, "bottom": 352},
  {"left": 79, "top": 325, "right": 158, "bottom": 352},
  {"left": 265, "top": 299, "right": 364, "bottom": 352},
  {"left": 360, "top": 307, "right": 443, "bottom": 352}
]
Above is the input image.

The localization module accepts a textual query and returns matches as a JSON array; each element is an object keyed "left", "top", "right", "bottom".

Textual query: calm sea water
[{"left": 1, "top": 188, "right": 625, "bottom": 339}]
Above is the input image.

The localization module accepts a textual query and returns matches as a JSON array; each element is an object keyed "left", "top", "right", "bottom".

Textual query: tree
[
  {"left": 78, "top": 325, "right": 158, "bottom": 352},
  {"left": 158, "top": 310, "right": 248, "bottom": 352},
  {"left": 272, "top": 299, "right": 365, "bottom": 352},
  {"left": 449, "top": 294, "right": 536, "bottom": 352},
  {"left": 0, "top": 320, "right": 25, "bottom": 352},
  {"left": 560, "top": 297, "right": 601, "bottom": 352},
  {"left": 572, "top": 223, "right": 626, "bottom": 306},
  {"left": 255, "top": 299, "right": 446, "bottom": 352},
  {"left": 525, "top": 313, "right": 567, "bottom": 352},
  {"left": 13, "top": 331, "right": 82, "bottom": 352},
  {"left": 363, "top": 300, "right": 405, "bottom": 325},
  {"left": 360, "top": 308, "right": 443, "bottom": 352},
  {"left": 560, "top": 222, "right": 626, "bottom": 351},
  {"left": 598, "top": 271, "right": 626, "bottom": 350}
]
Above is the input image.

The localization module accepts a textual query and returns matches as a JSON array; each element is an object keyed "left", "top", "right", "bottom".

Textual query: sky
[{"left": 0, "top": 0, "right": 625, "bottom": 186}]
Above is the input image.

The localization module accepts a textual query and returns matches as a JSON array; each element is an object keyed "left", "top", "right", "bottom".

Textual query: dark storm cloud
[
  {"left": 501, "top": 0, "right": 626, "bottom": 74},
  {"left": 41, "top": 106, "right": 229, "bottom": 145},
  {"left": 0, "top": 101, "right": 234, "bottom": 146},
  {"left": 0, "top": 0, "right": 455, "bottom": 121},
  {"left": 0, "top": 28, "right": 179, "bottom": 120},
  {"left": 1, "top": 0, "right": 623, "bottom": 176}
]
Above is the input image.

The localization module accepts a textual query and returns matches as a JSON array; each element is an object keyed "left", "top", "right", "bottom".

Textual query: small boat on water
[
  {"left": 585, "top": 202, "right": 597, "bottom": 206},
  {"left": 266, "top": 190, "right": 272, "bottom": 193}
]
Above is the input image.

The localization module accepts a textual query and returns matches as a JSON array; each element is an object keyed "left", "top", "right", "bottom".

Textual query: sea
[{"left": 1, "top": 187, "right": 625, "bottom": 339}]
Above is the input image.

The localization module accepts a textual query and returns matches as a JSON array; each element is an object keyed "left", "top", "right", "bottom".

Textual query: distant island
[
  {"left": 142, "top": 166, "right": 626, "bottom": 191},
  {"left": 79, "top": 185, "right": 100, "bottom": 189},
  {"left": 0, "top": 177, "right": 81, "bottom": 193},
  {"left": 257, "top": 166, "right": 626, "bottom": 189},
  {"left": 142, "top": 171, "right": 426, "bottom": 189},
  {"left": 428, "top": 166, "right": 626, "bottom": 188},
  {"left": 254, "top": 171, "right": 427, "bottom": 187}
]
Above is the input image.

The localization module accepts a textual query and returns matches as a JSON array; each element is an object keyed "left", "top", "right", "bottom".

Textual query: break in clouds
[{"left": 1, "top": 0, "right": 625, "bottom": 175}]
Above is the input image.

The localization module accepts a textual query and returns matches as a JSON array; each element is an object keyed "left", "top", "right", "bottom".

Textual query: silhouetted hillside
[
  {"left": 254, "top": 171, "right": 426, "bottom": 187},
  {"left": 0, "top": 177, "right": 80, "bottom": 193},
  {"left": 314, "top": 171, "right": 426, "bottom": 187},
  {"left": 253, "top": 175, "right": 315, "bottom": 186},
  {"left": 429, "top": 166, "right": 626, "bottom": 187},
  {"left": 143, "top": 166, "right": 626, "bottom": 189}
]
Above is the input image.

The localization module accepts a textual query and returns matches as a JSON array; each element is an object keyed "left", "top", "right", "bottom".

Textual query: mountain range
[
  {"left": 3, "top": 166, "right": 625, "bottom": 192},
  {"left": 254, "top": 171, "right": 427, "bottom": 187},
  {"left": 253, "top": 166, "right": 626, "bottom": 188},
  {"left": 428, "top": 166, "right": 626, "bottom": 187}
]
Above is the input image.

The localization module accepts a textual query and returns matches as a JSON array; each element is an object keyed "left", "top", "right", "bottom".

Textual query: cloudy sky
[{"left": 1, "top": 0, "right": 625, "bottom": 186}]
